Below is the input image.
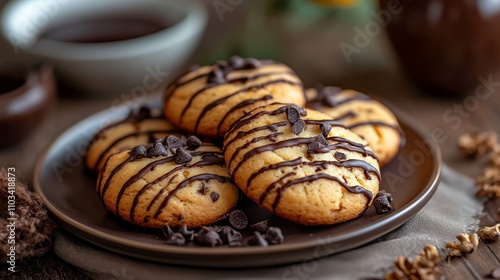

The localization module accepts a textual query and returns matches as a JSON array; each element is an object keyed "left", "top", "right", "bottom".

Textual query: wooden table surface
[{"left": 2, "top": 3, "right": 500, "bottom": 279}]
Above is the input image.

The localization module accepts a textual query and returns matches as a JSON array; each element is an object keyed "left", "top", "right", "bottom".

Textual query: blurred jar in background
[{"left": 380, "top": 0, "right": 500, "bottom": 95}]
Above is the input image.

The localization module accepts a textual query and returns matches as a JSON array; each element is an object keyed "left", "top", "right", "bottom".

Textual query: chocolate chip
[
  {"left": 207, "top": 68, "right": 226, "bottom": 84},
  {"left": 130, "top": 145, "right": 147, "bottom": 159},
  {"left": 165, "top": 232, "right": 185, "bottom": 246},
  {"left": 220, "top": 226, "right": 242, "bottom": 244},
  {"left": 229, "top": 210, "right": 248, "bottom": 230},
  {"left": 210, "top": 192, "right": 220, "bottom": 202},
  {"left": 136, "top": 106, "right": 152, "bottom": 120},
  {"left": 246, "top": 231, "right": 268, "bottom": 247},
  {"left": 264, "top": 227, "right": 284, "bottom": 245},
  {"left": 320, "top": 123, "right": 331, "bottom": 137},
  {"left": 245, "top": 58, "right": 261, "bottom": 69},
  {"left": 286, "top": 107, "right": 300, "bottom": 124},
  {"left": 373, "top": 190, "right": 394, "bottom": 214},
  {"left": 268, "top": 125, "right": 278, "bottom": 133},
  {"left": 165, "top": 135, "right": 182, "bottom": 148},
  {"left": 178, "top": 214, "right": 184, "bottom": 221},
  {"left": 174, "top": 148, "right": 192, "bottom": 165},
  {"left": 194, "top": 228, "right": 223, "bottom": 247},
  {"left": 161, "top": 224, "right": 174, "bottom": 238},
  {"left": 250, "top": 219, "right": 270, "bottom": 233},
  {"left": 147, "top": 141, "right": 168, "bottom": 157},
  {"left": 308, "top": 141, "right": 321, "bottom": 152},
  {"left": 228, "top": 55, "right": 245, "bottom": 69},
  {"left": 179, "top": 224, "right": 195, "bottom": 241},
  {"left": 335, "top": 151, "right": 347, "bottom": 161},
  {"left": 186, "top": 135, "right": 202, "bottom": 150},
  {"left": 292, "top": 119, "right": 306, "bottom": 135},
  {"left": 198, "top": 184, "right": 208, "bottom": 195},
  {"left": 317, "top": 134, "right": 329, "bottom": 146}
]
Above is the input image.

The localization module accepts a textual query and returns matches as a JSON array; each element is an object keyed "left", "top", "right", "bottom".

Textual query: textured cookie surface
[
  {"left": 223, "top": 103, "right": 380, "bottom": 226},
  {"left": 85, "top": 106, "right": 180, "bottom": 173},
  {"left": 97, "top": 136, "right": 239, "bottom": 229},
  {"left": 307, "top": 87, "right": 404, "bottom": 166},
  {"left": 163, "top": 56, "right": 306, "bottom": 138}
]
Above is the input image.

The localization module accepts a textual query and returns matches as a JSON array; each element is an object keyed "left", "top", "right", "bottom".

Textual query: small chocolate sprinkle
[
  {"left": 264, "top": 227, "right": 284, "bottom": 245},
  {"left": 247, "top": 231, "right": 268, "bottom": 247},
  {"left": 174, "top": 148, "right": 192, "bottom": 165},
  {"left": 165, "top": 232, "right": 185, "bottom": 246},
  {"left": 320, "top": 123, "right": 332, "bottom": 137},
  {"left": 335, "top": 151, "right": 347, "bottom": 161},
  {"left": 286, "top": 107, "right": 300, "bottom": 124},
  {"left": 229, "top": 210, "right": 248, "bottom": 230},
  {"left": 179, "top": 224, "right": 195, "bottom": 241},
  {"left": 161, "top": 224, "right": 174, "bottom": 238},
  {"left": 147, "top": 141, "right": 168, "bottom": 157},
  {"left": 292, "top": 119, "right": 306, "bottom": 135},
  {"left": 130, "top": 145, "right": 147, "bottom": 159},
  {"left": 373, "top": 190, "right": 393, "bottom": 214},
  {"left": 186, "top": 135, "right": 202, "bottom": 150},
  {"left": 250, "top": 219, "right": 270, "bottom": 233},
  {"left": 210, "top": 192, "right": 220, "bottom": 202},
  {"left": 195, "top": 228, "right": 223, "bottom": 247},
  {"left": 220, "top": 226, "right": 242, "bottom": 244}
]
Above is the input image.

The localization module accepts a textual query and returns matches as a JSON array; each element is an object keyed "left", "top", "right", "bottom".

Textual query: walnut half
[{"left": 445, "top": 233, "right": 479, "bottom": 257}]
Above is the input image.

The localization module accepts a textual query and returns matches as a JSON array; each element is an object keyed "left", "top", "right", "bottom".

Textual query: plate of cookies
[{"left": 34, "top": 56, "right": 441, "bottom": 267}]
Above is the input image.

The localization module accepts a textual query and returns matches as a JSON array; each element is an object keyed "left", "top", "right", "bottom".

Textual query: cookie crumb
[
  {"left": 446, "top": 233, "right": 479, "bottom": 257},
  {"left": 478, "top": 224, "right": 500, "bottom": 241}
]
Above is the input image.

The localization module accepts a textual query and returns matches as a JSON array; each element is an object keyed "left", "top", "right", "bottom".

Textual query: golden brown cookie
[
  {"left": 163, "top": 56, "right": 306, "bottom": 138},
  {"left": 85, "top": 106, "right": 180, "bottom": 173},
  {"left": 97, "top": 135, "right": 239, "bottom": 229},
  {"left": 307, "top": 86, "right": 404, "bottom": 165},
  {"left": 223, "top": 103, "right": 380, "bottom": 226}
]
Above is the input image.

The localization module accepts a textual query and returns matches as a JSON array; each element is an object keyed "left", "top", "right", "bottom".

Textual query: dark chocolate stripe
[
  {"left": 271, "top": 173, "right": 373, "bottom": 211},
  {"left": 193, "top": 79, "right": 303, "bottom": 134},
  {"left": 259, "top": 172, "right": 296, "bottom": 203},
  {"left": 146, "top": 181, "right": 169, "bottom": 210},
  {"left": 332, "top": 111, "right": 357, "bottom": 122},
  {"left": 327, "top": 136, "right": 377, "bottom": 159},
  {"left": 99, "top": 155, "right": 134, "bottom": 198},
  {"left": 216, "top": 95, "right": 273, "bottom": 137},
  {"left": 223, "top": 122, "right": 289, "bottom": 152},
  {"left": 153, "top": 174, "right": 232, "bottom": 219},
  {"left": 247, "top": 158, "right": 303, "bottom": 189},
  {"left": 347, "top": 120, "right": 406, "bottom": 146},
  {"left": 228, "top": 132, "right": 283, "bottom": 168}
]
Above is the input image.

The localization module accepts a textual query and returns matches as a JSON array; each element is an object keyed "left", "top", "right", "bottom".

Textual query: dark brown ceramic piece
[
  {"left": 33, "top": 99, "right": 441, "bottom": 268},
  {"left": 0, "top": 63, "right": 56, "bottom": 148}
]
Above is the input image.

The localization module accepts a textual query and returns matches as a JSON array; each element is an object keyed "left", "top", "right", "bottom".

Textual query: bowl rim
[{"left": 1, "top": 0, "right": 207, "bottom": 61}]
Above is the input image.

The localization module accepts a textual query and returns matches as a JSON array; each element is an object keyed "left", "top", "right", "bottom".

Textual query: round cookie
[
  {"left": 97, "top": 135, "right": 239, "bottom": 229},
  {"left": 223, "top": 103, "right": 380, "bottom": 226},
  {"left": 163, "top": 56, "right": 306, "bottom": 138},
  {"left": 85, "top": 106, "right": 180, "bottom": 174},
  {"left": 307, "top": 86, "right": 404, "bottom": 166}
]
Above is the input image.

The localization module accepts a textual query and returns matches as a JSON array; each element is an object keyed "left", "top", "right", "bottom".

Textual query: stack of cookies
[{"left": 86, "top": 56, "right": 404, "bottom": 231}]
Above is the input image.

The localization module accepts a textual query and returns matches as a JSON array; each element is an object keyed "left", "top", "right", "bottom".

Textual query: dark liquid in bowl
[
  {"left": 40, "top": 17, "right": 171, "bottom": 43},
  {"left": 0, "top": 77, "right": 24, "bottom": 94}
]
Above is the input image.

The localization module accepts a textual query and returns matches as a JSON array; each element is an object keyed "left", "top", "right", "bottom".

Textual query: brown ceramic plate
[{"left": 33, "top": 98, "right": 441, "bottom": 268}]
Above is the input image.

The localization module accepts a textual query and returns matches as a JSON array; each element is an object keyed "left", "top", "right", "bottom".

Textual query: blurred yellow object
[{"left": 311, "top": 0, "right": 359, "bottom": 7}]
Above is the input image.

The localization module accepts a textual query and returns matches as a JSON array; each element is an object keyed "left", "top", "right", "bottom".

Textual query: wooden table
[{"left": 2, "top": 4, "right": 500, "bottom": 279}]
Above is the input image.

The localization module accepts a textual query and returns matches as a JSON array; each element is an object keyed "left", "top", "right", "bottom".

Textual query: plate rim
[{"left": 33, "top": 99, "right": 442, "bottom": 263}]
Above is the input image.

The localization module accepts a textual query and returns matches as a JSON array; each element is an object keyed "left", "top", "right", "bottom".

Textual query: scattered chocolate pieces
[
  {"left": 458, "top": 131, "right": 497, "bottom": 158},
  {"left": 385, "top": 245, "right": 441, "bottom": 280},
  {"left": 446, "top": 233, "right": 479, "bottom": 257},
  {"left": 165, "top": 232, "right": 186, "bottom": 246},
  {"left": 478, "top": 224, "right": 500, "bottom": 241},
  {"left": 147, "top": 141, "right": 168, "bottom": 157},
  {"left": 220, "top": 226, "right": 242, "bottom": 244},
  {"left": 186, "top": 135, "right": 202, "bottom": 150},
  {"left": 320, "top": 123, "right": 331, "bottom": 137},
  {"left": 207, "top": 68, "right": 226, "bottom": 84},
  {"left": 247, "top": 231, "right": 268, "bottom": 247},
  {"left": 334, "top": 151, "right": 346, "bottom": 161},
  {"left": 250, "top": 219, "right": 270, "bottom": 233},
  {"left": 210, "top": 192, "right": 220, "bottom": 202},
  {"left": 130, "top": 145, "right": 147, "bottom": 159},
  {"left": 292, "top": 119, "right": 306, "bottom": 135},
  {"left": 286, "top": 107, "right": 300, "bottom": 124},
  {"left": 165, "top": 135, "right": 182, "bottom": 149},
  {"left": 264, "top": 227, "right": 284, "bottom": 245},
  {"left": 317, "top": 134, "right": 329, "bottom": 146},
  {"left": 229, "top": 210, "right": 248, "bottom": 230},
  {"left": 195, "top": 228, "right": 223, "bottom": 247},
  {"left": 161, "top": 224, "right": 174, "bottom": 238},
  {"left": 179, "top": 224, "right": 195, "bottom": 241},
  {"left": 374, "top": 190, "right": 394, "bottom": 214},
  {"left": 174, "top": 148, "right": 192, "bottom": 165}
]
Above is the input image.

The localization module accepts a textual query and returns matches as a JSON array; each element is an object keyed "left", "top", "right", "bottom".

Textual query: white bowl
[{"left": 1, "top": 0, "right": 207, "bottom": 98}]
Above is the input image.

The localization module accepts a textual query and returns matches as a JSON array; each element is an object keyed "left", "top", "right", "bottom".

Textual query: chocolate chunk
[
  {"left": 178, "top": 214, "right": 184, "bottom": 221},
  {"left": 130, "top": 145, "right": 147, "bottom": 159},
  {"left": 320, "top": 123, "right": 331, "bottom": 137},
  {"left": 249, "top": 219, "right": 270, "bottom": 233},
  {"left": 286, "top": 106, "right": 300, "bottom": 124},
  {"left": 317, "top": 134, "right": 329, "bottom": 146},
  {"left": 335, "top": 151, "right": 347, "bottom": 161},
  {"left": 373, "top": 190, "right": 394, "bottom": 214},
  {"left": 264, "top": 227, "right": 284, "bottom": 245},
  {"left": 161, "top": 224, "right": 174, "bottom": 238},
  {"left": 210, "top": 192, "right": 220, "bottom": 202},
  {"left": 165, "top": 135, "right": 182, "bottom": 148},
  {"left": 194, "top": 228, "right": 223, "bottom": 247},
  {"left": 307, "top": 141, "right": 321, "bottom": 152},
  {"left": 228, "top": 55, "right": 245, "bottom": 69},
  {"left": 220, "top": 226, "right": 242, "bottom": 244},
  {"left": 198, "top": 184, "right": 208, "bottom": 195},
  {"left": 174, "top": 148, "right": 192, "bottom": 165},
  {"left": 246, "top": 231, "right": 268, "bottom": 247},
  {"left": 147, "top": 141, "right": 168, "bottom": 157},
  {"left": 268, "top": 125, "right": 278, "bottom": 133},
  {"left": 207, "top": 68, "right": 226, "bottom": 84},
  {"left": 165, "top": 232, "right": 185, "bottom": 246},
  {"left": 186, "top": 135, "right": 202, "bottom": 150},
  {"left": 229, "top": 210, "right": 248, "bottom": 230},
  {"left": 179, "top": 224, "right": 195, "bottom": 241},
  {"left": 292, "top": 119, "right": 306, "bottom": 135}
]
